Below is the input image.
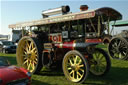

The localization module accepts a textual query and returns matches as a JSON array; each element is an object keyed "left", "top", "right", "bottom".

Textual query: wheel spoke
[
  {"left": 29, "top": 42, "right": 32, "bottom": 51},
  {"left": 117, "top": 40, "right": 121, "bottom": 48},
  {"left": 27, "top": 61, "right": 31, "bottom": 70},
  {"left": 32, "top": 62, "right": 35, "bottom": 70},
  {"left": 77, "top": 72, "right": 79, "bottom": 79},
  {"left": 34, "top": 50, "right": 37, "bottom": 54},
  {"left": 22, "top": 45, "right": 28, "bottom": 52},
  {"left": 78, "top": 59, "right": 82, "bottom": 65},
  {"left": 24, "top": 51, "right": 27, "bottom": 54},
  {"left": 79, "top": 68, "right": 84, "bottom": 72},
  {"left": 74, "top": 56, "right": 78, "bottom": 64},
  {"left": 69, "top": 59, "right": 73, "bottom": 65},
  {"left": 22, "top": 54, "right": 27, "bottom": 57},
  {"left": 110, "top": 49, "right": 116, "bottom": 53},
  {"left": 77, "top": 71, "right": 82, "bottom": 78},
  {"left": 94, "top": 52, "right": 100, "bottom": 61},
  {"left": 33, "top": 60, "right": 37, "bottom": 64},
  {"left": 68, "top": 67, "right": 72, "bottom": 70},
  {"left": 97, "top": 52, "right": 100, "bottom": 59},
  {"left": 24, "top": 57, "right": 27, "bottom": 60},
  {"left": 70, "top": 70, "right": 73, "bottom": 75},
  {"left": 100, "top": 63, "right": 106, "bottom": 67},
  {"left": 115, "top": 39, "right": 118, "bottom": 46},
  {"left": 120, "top": 43, "right": 126, "bottom": 48},
  {"left": 95, "top": 65, "right": 99, "bottom": 72},
  {"left": 79, "top": 64, "right": 84, "bottom": 68},
  {"left": 119, "top": 53, "right": 123, "bottom": 59},
  {"left": 100, "top": 59, "right": 106, "bottom": 63},
  {"left": 72, "top": 55, "right": 75, "bottom": 64},
  {"left": 99, "top": 68, "right": 104, "bottom": 72},
  {"left": 23, "top": 59, "right": 28, "bottom": 65},
  {"left": 31, "top": 47, "right": 36, "bottom": 53},
  {"left": 99, "top": 56, "right": 104, "bottom": 60},
  {"left": 35, "top": 54, "right": 38, "bottom": 57},
  {"left": 112, "top": 44, "right": 116, "bottom": 48},
  {"left": 26, "top": 41, "right": 30, "bottom": 50},
  {"left": 28, "top": 60, "right": 33, "bottom": 72},
  {"left": 32, "top": 42, "right": 34, "bottom": 48},
  {"left": 35, "top": 58, "right": 38, "bottom": 61},
  {"left": 95, "top": 53, "right": 98, "bottom": 60},
  {"left": 123, "top": 51, "right": 126, "bottom": 55},
  {"left": 100, "top": 56, "right": 106, "bottom": 62},
  {"left": 72, "top": 70, "right": 75, "bottom": 79}
]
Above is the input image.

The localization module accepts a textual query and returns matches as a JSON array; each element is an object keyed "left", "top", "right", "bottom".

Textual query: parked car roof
[{"left": 1, "top": 41, "right": 14, "bottom": 46}]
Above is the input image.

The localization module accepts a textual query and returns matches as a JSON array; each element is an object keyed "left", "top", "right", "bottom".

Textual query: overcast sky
[{"left": 0, "top": 0, "right": 128, "bottom": 35}]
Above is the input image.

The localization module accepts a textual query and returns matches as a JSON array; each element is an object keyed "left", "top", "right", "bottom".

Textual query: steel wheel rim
[
  {"left": 109, "top": 38, "right": 128, "bottom": 60},
  {"left": 17, "top": 38, "right": 38, "bottom": 72},
  {"left": 90, "top": 51, "right": 107, "bottom": 75},
  {"left": 63, "top": 54, "right": 85, "bottom": 82}
]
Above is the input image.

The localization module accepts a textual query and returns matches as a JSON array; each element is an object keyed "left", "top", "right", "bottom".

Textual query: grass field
[{"left": 0, "top": 47, "right": 128, "bottom": 85}]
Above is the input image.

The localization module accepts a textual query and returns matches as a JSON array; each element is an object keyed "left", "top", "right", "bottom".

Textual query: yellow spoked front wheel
[
  {"left": 16, "top": 36, "right": 43, "bottom": 74},
  {"left": 89, "top": 48, "right": 111, "bottom": 76},
  {"left": 63, "top": 50, "right": 89, "bottom": 83}
]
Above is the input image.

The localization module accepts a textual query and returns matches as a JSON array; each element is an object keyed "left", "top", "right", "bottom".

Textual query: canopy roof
[
  {"left": 95, "top": 7, "right": 122, "bottom": 21},
  {"left": 112, "top": 20, "right": 128, "bottom": 27},
  {"left": 9, "top": 7, "right": 122, "bottom": 29}
]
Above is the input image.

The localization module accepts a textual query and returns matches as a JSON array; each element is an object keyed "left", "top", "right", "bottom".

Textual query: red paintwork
[
  {"left": 85, "top": 39, "right": 102, "bottom": 43},
  {"left": 55, "top": 40, "right": 75, "bottom": 50},
  {"left": 54, "top": 38, "right": 102, "bottom": 50},
  {"left": 0, "top": 65, "right": 31, "bottom": 85},
  {"left": 49, "top": 33, "right": 62, "bottom": 43}
]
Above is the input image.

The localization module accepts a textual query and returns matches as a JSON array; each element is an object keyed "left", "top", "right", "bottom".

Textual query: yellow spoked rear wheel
[
  {"left": 89, "top": 48, "right": 111, "bottom": 76},
  {"left": 63, "top": 50, "right": 89, "bottom": 83},
  {"left": 16, "top": 36, "right": 43, "bottom": 74}
]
